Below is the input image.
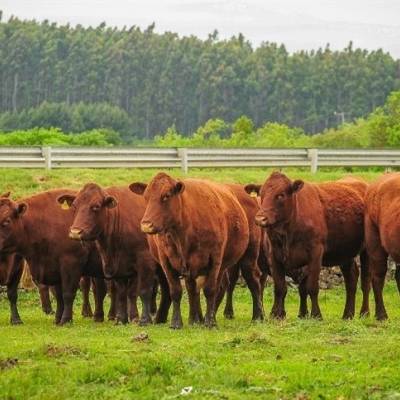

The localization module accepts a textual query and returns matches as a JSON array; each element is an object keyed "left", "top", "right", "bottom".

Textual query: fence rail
[{"left": 0, "top": 146, "right": 399, "bottom": 173}]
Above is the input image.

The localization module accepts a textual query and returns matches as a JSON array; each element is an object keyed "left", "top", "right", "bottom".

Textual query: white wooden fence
[{"left": 0, "top": 146, "right": 399, "bottom": 173}]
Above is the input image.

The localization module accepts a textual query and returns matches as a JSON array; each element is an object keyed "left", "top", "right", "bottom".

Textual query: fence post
[
  {"left": 308, "top": 148, "right": 318, "bottom": 173},
  {"left": 42, "top": 146, "right": 52, "bottom": 170},
  {"left": 178, "top": 148, "right": 188, "bottom": 174}
]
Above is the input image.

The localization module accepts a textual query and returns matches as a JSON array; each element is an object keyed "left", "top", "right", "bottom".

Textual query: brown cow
[
  {"left": 215, "top": 184, "right": 268, "bottom": 321},
  {"left": 364, "top": 173, "right": 400, "bottom": 320},
  {"left": 130, "top": 173, "right": 249, "bottom": 328},
  {"left": 57, "top": 183, "right": 170, "bottom": 325},
  {"left": 0, "top": 190, "right": 107, "bottom": 325},
  {"left": 245, "top": 172, "right": 366, "bottom": 319}
]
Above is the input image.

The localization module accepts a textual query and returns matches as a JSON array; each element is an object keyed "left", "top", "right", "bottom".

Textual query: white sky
[{"left": 2, "top": 0, "right": 400, "bottom": 57}]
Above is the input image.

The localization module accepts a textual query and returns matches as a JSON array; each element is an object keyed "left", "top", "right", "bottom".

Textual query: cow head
[
  {"left": 0, "top": 194, "right": 27, "bottom": 252},
  {"left": 245, "top": 171, "right": 304, "bottom": 227},
  {"left": 129, "top": 172, "right": 185, "bottom": 234},
  {"left": 57, "top": 183, "right": 117, "bottom": 241}
]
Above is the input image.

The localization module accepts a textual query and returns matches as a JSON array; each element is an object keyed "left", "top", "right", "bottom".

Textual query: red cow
[
  {"left": 57, "top": 183, "right": 170, "bottom": 325},
  {"left": 0, "top": 190, "right": 107, "bottom": 325},
  {"left": 130, "top": 173, "right": 250, "bottom": 328},
  {"left": 364, "top": 173, "right": 400, "bottom": 319},
  {"left": 245, "top": 172, "right": 367, "bottom": 319}
]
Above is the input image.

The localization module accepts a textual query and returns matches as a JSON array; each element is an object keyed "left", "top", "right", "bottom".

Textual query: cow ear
[
  {"left": 290, "top": 180, "right": 304, "bottom": 194},
  {"left": 104, "top": 196, "right": 117, "bottom": 209},
  {"left": 16, "top": 202, "right": 27, "bottom": 216},
  {"left": 57, "top": 194, "right": 76, "bottom": 209},
  {"left": 129, "top": 182, "right": 147, "bottom": 195},
  {"left": 173, "top": 181, "right": 185, "bottom": 195},
  {"left": 244, "top": 184, "right": 261, "bottom": 197},
  {"left": 0, "top": 192, "right": 10, "bottom": 198}
]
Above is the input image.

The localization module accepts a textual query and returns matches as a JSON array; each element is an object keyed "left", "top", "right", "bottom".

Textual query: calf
[
  {"left": 57, "top": 184, "right": 170, "bottom": 325},
  {"left": 130, "top": 173, "right": 249, "bottom": 328},
  {"left": 0, "top": 190, "right": 106, "bottom": 325},
  {"left": 364, "top": 173, "right": 400, "bottom": 320},
  {"left": 245, "top": 172, "right": 366, "bottom": 319}
]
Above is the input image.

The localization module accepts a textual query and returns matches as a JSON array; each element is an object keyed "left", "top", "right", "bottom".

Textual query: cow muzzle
[
  {"left": 69, "top": 228, "right": 82, "bottom": 240},
  {"left": 140, "top": 221, "right": 157, "bottom": 234},
  {"left": 255, "top": 213, "right": 269, "bottom": 227}
]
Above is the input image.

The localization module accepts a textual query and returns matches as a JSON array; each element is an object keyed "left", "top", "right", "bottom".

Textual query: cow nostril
[
  {"left": 69, "top": 228, "right": 82, "bottom": 240},
  {"left": 141, "top": 221, "right": 155, "bottom": 233}
]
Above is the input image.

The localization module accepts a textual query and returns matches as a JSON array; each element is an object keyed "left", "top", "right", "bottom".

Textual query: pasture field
[
  {"left": 0, "top": 167, "right": 384, "bottom": 198},
  {"left": 1, "top": 284, "right": 400, "bottom": 399},
  {"left": 0, "top": 167, "right": 396, "bottom": 399}
]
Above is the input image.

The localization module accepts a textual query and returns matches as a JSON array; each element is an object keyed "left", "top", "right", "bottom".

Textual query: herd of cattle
[{"left": 0, "top": 170, "right": 400, "bottom": 328}]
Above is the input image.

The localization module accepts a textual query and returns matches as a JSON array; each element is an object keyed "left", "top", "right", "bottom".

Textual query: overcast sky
[{"left": 3, "top": 0, "right": 400, "bottom": 58}]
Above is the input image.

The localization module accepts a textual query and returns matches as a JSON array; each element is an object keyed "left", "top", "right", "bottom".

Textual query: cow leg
[
  {"left": 59, "top": 280, "right": 79, "bottom": 325},
  {"left": 260, "top": 270, "right": 268, "bottom": 307},
  {"left": 359, "top": 250, "right": 370, "bottom": 317},
  {"left": 298, "top": 278, "right": 308, "bottom": 318},
  {"left": 203, "top": 262, "right": 223, "bottom": 329},
  {"left": 270, "top": 261, "right": 287, "bottom": 319},
  {"left": 214, "top": 270, "right": 228, "bottom": 315},
  {"left": 38, "top": 284, "right": 53, "bottom": 315},
  {"left": 7, "top": 278, "right": 22, "bottom": 325},
  {"left": 127, "top": 276, "right": 139, "bottom": 323},
  {"left": 154, "top": 267, "right": 171, "bottom": 324},
  {"left": 241, "top": 262, "right": 264, "bottom": 321},
  {"left": 223, "top": 264, "right": 239, "bottom": 319},
  {"left": 365, "top": 217, "right": 389, "bottom": 320},
  {"left": 114, "top": 279, "right": 129, "bottom": 325},
  {"left": 92, "top": 277, "right": 106, "bottom": 322},
  {"left": 340, "top": 260, "right": 359, "bottom": 320},
  {"left": 150, "top": 279, "right": 158, "bottom": 315},
  {"left": 161, "top": 259, "right": 183, "bottom": 329},
  {"left": 186, "top": 276, "right": 204, "bottom": 325},
  {"left": 306, "top": 246, "right": 323, "bottom": 319},
  {"left": 138, "top": 258, "right": 156, "bottom": 325},
  {"left": 107, "top": 280, "right": 117, "bottom": 321},
  {"left": 395, "top": 264, "right": 400, "bottom": 295},
  {"left": 53, "top": 284, "right": 64, "bottom": 325},
  {"left": 80, "top": 276, "right": 93, "bottom": 318}
]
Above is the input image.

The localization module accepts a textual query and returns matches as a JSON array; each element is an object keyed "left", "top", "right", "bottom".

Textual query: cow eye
[
  {"left": 91, "top": 205, "right": 100, "bottom": 212},
  {"left": 1, "top": 218, "right": 11, "bottom": 227}
]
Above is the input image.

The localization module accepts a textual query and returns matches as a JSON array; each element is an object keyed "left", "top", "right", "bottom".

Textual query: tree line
[
  {"left": 1, "top": 16, "right": 399, "bottom": 139},
  {"left": 1, "top": 91, "right": 399, "bottom": 148}
]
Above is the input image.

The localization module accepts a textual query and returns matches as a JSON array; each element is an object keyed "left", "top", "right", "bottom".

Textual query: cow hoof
[
  {"left": 270, "top": 312, "right": 286, "bottom": 320},
  {"left": 138, "top": 318, "right": 152, "bottom": 326},
  {"left": 58, "top": 319, "right": 73, "bottom": 326},
  {"left": 10, "top": 319, "right": 23, "bottom": 325},
  {"left": 82, "top": 310, "right": 93, "bottom": 318},
  {"left": 93, "top": 314, "right": 104, "bottom": 323},
  {"left": 376, "top": 313, "right": 388, "bottom": 321},
  {"left": 298, "top": 313, "right": 309, "bottom": 319},
  {"left": 359, "top": 310, "right": 370, "bottom": 318},
  {"left": 342, "top": 313, "right": 354, "bottom": 320},
  {"left": 251, "top": 316, "right": 264, "bottom": 323},
  {"left": 311, "top": 314, "right": 323, "bottom": 320},
  {"left": 42, "top": 308, "right": 54, "bottom": 315},
  {"left": 170, "top": 320, "right": 183, "bottom": 329},
  {"left": 108, "top": 314, "right": 116, "bottom": 321},
  {"left": 224, "top": 311, "right": 234, "bottom": 320}
]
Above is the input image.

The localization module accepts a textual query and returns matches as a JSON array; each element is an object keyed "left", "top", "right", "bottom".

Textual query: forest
[{"left": 1, "top": 16, "right": 399, "bottom": 140}]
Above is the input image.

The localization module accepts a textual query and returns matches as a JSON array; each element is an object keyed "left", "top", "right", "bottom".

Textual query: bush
[{"left": 0, "top": 128, "right": 121, "bottom": 146}]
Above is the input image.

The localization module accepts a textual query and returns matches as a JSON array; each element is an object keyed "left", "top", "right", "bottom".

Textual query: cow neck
[
  {"left": 163, "top": 195, "right": 189, "bottom": 276},
  {"left": 96, "top": 206, "right": 123, "bottom": 276},
  {"left": 13, "top": 213, "right": 33, "bottom": 257}
]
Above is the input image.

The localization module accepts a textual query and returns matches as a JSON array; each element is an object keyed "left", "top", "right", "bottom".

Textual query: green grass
[
  {"left": 0, "top": 167, "right": 396, "bottom": 399},
  {"left": 1, "top": 284, "right": 400, "bottom": 399},
  {"left": 0, "top": 167, "right": 384, "bottom": 198}
]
